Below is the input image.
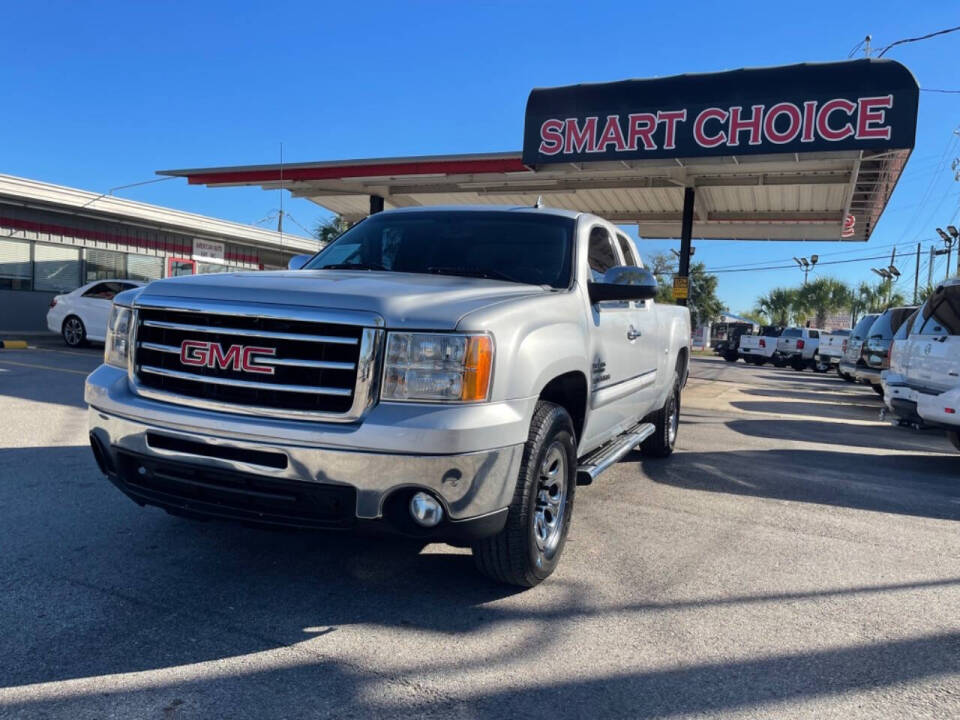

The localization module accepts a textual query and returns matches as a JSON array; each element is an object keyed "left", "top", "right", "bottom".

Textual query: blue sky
[{"left": 2, "top": 1, "right": 958, "bottom": 313}]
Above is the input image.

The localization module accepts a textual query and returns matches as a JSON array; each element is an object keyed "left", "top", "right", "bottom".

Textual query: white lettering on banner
[
  {"left": 538, "top": 96, "right": 895, "bottom": 155},
  {"left": 192, "top": 239, "right": 225, "bottom": 264}
]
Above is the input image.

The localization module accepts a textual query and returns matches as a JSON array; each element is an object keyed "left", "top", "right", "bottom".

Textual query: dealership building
[{"left": 0, "top": 174, "right": 318, "bottom": 333}]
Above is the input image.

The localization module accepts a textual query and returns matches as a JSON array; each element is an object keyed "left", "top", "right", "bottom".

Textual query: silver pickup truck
[{"left": 85, "top": 206, "right": 690, "bottom": 586}]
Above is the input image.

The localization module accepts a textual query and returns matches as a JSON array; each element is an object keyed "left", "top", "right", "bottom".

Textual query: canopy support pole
[
  {"left": 677, "top": 186, "right": 695, "bottom": 307},
  {"left": 370, "top": 194, "right": 384, "bottom": 215}
]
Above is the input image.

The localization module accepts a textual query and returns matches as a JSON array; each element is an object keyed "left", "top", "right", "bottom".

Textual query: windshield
[{"left": 304, "top": 211, "right": 575, "bottom": 288}]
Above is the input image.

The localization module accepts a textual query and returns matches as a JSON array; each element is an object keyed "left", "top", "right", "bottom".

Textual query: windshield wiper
[
  {"left": 426, "top": 266, "right": 525, "bottom": 284},
  {"left": 318, "top": 262, "right": 389, "bottom": 271}
]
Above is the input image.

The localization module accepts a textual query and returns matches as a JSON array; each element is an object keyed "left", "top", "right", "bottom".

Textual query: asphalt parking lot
[{"left": 1, "top": 339, "right": 958, "bottom": 719}]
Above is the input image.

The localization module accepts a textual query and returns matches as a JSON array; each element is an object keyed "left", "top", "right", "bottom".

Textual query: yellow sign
[{"left": 672, "top": 276, "right": 689, "bottom": 300}]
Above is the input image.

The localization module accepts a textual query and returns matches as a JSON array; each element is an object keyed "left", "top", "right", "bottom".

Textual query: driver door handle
[{"left": 627, "top": 326, "right": 641, "bottom": 341}]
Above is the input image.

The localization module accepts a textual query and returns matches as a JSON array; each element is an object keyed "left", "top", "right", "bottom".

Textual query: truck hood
[{"left": 134, "top": 270, "right": 549, "bottom": 330}]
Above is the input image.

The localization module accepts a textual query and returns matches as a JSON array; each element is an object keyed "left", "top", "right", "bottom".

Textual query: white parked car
[
  {"left": 881, "top": 279, "right": 960, "bottom": 451},
  {"left": 47, "top": 279, "right": 145, "bottom": 347}
]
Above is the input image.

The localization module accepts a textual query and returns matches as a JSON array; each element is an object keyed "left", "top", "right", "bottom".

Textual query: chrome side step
[{"left": 576, "top": 422, "right": 655, "bottom": 486}]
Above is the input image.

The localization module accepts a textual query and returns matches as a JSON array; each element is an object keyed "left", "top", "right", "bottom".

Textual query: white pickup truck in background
[
  {"left": 738, "top": 326, "right": 783, "bottom": 365},
  {"left": 776, "top": 327, "right": 821, "bottom": 371},
  {"left": 818, "top": 329, "right": 852, "bottom": 372}
]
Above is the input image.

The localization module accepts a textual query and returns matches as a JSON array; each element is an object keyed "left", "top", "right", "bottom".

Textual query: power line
[
  {"left": 706, "top": 252, "right": 900, "bottom": 274},
  {"left": 877, "top": 25, "right": 960, "bottom": 56},
  {"left": 921, "top": 88, "right": 960, "bottom": 94},
  {"left": 705, "top": 239, "right": 920, "bottom": 272}
]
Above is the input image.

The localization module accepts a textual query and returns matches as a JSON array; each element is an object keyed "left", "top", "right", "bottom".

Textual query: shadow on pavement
[
  {"left": 633, "top": 443, "right": 959, "bottom": 520},
  {"left": 726, "top": 416, "right": 954, "bottom": 454},
  {"left": 729, "top": 399, "right": 882, "bottom": 422},
  {"left": 741, "top": 387, "right": 881, "bottom": 405},
  {"left": 3, "top": 445, "right": 959, "bottom": 718}
]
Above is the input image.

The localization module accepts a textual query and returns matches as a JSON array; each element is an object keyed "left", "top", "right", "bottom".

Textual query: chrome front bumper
[
  {"left": 89, "top": 408, "right": 521, "bottom": 522},
  {"left": 86, "top": 365, "right": 529, "bottom": 530}
]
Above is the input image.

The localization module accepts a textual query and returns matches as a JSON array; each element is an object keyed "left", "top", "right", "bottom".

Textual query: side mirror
[
  {"left": 287, "top": 254, "right": 312, "bottom": 270},
  {"left": 588, "top": 266, "right": 658, "bottom": 304}
]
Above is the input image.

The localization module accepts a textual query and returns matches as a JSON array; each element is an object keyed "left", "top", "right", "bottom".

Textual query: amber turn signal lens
[{"left": 461, "top": 335, "right": 493, "bottom": 401}]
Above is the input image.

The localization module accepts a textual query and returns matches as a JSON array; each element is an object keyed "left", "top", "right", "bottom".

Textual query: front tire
[
  {"left": 62, "top": 316, "right": 87, "bottom": 347},
  {"left": 472, "top": 401, "right": 576, "bottom": 587}
]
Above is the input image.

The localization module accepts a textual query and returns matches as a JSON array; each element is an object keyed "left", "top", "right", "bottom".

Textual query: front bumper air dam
[{"left": 88, "top": 407, "right": 523, "bottom": 542}]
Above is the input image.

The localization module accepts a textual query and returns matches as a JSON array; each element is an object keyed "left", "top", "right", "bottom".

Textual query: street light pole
[{"left": 793, "top": 255, "right": 819, "bottom": 284}]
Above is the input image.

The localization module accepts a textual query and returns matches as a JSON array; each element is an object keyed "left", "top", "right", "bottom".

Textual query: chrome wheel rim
[
  {"left": 668, "top": 393, "right": 679, "bottom": 446},
  {"left": 533, "top": 442, "right": 567, "bottom": 559},
  {"left": 64, "top": 318, "right": 82, "bottom": 345}
]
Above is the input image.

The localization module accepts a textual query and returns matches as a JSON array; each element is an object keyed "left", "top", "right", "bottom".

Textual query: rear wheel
[
  {"left": 947, "top": 431, "right": 960, "bottom": 453},
  {"left": 642, "top": 372, "right": 680, "bottom": 458},
  {"left": 813, "top": 353, "right": 829, "bottom": 373},
  {"left": 472, "top": 401, "right": 576, "bottom": 587},
  {"left": 724, "top": 352, "right": 738, "bottom": 363},
  {"left": 791, "top": 357, "right": 806, "bottom": 371},
  {"left": 62, "top": 316, "right": 87, "bottom": 347}
]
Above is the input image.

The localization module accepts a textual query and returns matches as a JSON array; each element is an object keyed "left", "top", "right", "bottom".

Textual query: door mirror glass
[
  {"left": 288, "top": 254, "right": 312, "bottom": 270},
  {"left": 587, "top": 266, "right": 658, "bottom": 304}
]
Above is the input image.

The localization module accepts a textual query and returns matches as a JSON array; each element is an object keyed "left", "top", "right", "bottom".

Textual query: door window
[
  {"left": 616, "top": 233, "right": 638, "bottom": 266},
  {"left": 168, "top": 259, "right": 195, "bottom": 277},
  {"left": 587, "top": 226, "right": 619, "bottom": 281},
  {"left": 82, "top": 281, "right": 124, "bottom": 300}
]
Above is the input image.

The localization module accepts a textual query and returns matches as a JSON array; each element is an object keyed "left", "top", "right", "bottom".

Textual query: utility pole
[
  {"left": 914, "top": 242, "right": 921, "bottom": 303},
  {"left": 928, "top": 245, "right": 936, "bottom": 289}
]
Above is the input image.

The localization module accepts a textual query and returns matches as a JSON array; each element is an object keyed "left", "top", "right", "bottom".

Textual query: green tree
[
  {"left": 687, "top": 261, "right": 724, "bottom": 328},
  {"left": 313, "top": 215, "right": 349, "bottom": 246},
  {"left": 796, "top": 277, "right": 853, "bottom": 328},
  {"left": 644, "top": 254, "right": 723, "bottom": 327},
  {"left": 740, "top": 309, "right": 768, "bottom": 326},
  {"left": 756, "top": 287, "right": 799, "bottom": 326},
  {"left": 852, "top": 279, "right": 908, "bottom": 321}
]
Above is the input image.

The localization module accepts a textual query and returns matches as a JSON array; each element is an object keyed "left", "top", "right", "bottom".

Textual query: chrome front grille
[{"left": 130, "top": 299, "right": 382, "bottom": 422}]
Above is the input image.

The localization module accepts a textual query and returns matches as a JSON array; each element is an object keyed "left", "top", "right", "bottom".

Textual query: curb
[{"left": 0, "top": 340, "right": 29, "bottom": 349}]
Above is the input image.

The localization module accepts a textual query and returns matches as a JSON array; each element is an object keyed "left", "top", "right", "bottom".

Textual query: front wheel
[
  {"left": 472, "top": 401, "right": 576, "bottom": 587},
  {"left": 813, "top": 354, "right": 829, "bottom": 373},
  {"left": 791, "top": 357, "right": 806, "bottom": 371}
]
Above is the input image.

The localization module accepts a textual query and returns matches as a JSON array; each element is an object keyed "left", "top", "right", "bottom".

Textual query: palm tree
[
  {"left": 756, "top": 287, "right": 798, "bottom": 326},
  {"left": 796, "top": 277, "right": 853, "bottom": 328},
  {"left": 313, "top": 215, "right": 349, "bottom": 246}
]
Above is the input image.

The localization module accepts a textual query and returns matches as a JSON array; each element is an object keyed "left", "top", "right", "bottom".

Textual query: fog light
[{"left": 409, "top": 492, "right": 444, "bottom": 527}]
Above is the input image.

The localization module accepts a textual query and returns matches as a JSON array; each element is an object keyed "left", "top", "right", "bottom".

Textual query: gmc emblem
[{"left": 179, "top": 340, "right": 276, "bottom": 375}]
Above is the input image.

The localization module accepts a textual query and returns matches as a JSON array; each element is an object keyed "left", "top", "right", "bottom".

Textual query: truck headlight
[
  {"left": 382, "top": 332, "right": 493, "bottom": 402},
  {"left": 104, "top": 305, "right": 133, "bottom": 369}
]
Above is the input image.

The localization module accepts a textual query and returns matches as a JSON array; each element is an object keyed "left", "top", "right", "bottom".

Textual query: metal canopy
[{"left": 159, "top": 60, "right": 918, "bottom": 243}]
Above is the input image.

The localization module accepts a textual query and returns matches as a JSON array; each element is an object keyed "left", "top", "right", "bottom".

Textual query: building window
[
  {"left": 85, "top": 248, "right": 126, "bottom": 282},
  {"left": 0, "top": 238, "right": 32, "bottom": 290},
  {"left": 196, "top": 262, "right": 229, "bottom": 274},
  {"left": 126, "top": 254, "right": 163, "bottom": 281},
  {"left": 34, "top": 243, "right": 80, "bottom": 292}
]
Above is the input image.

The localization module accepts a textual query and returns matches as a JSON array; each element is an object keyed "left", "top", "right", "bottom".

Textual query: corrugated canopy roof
[{"left": 160, "top": 59, "right": 918, "bottom": 243}]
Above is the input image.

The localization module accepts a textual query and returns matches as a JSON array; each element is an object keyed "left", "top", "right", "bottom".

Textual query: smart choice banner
[{"left": 522, "top": 60, "right": 918, "bottom": 165}]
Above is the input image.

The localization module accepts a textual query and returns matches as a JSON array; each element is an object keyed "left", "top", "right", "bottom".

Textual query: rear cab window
[
  {"left": 851, "top": 314, "right": 879, "bottom": 340},
  {"left": 781, "top": 328, "right": 802, "bottom": 338},
  {"left": 919, "top": 285, "right": 960, "bottom": 336}
]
